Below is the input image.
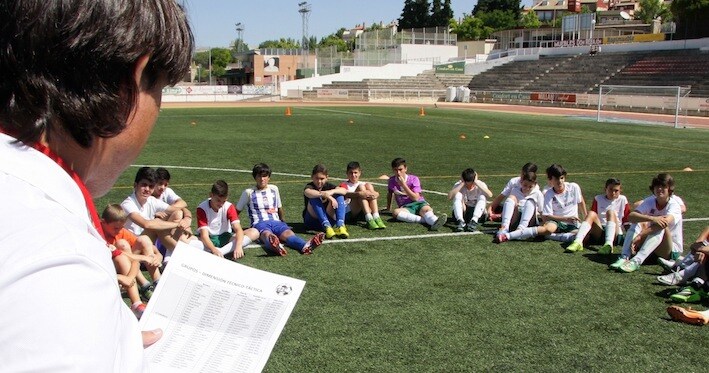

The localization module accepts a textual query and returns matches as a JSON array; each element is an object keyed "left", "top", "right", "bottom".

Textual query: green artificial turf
[{"left": 97, "top": 105, "right": 709, "bottom": 371}]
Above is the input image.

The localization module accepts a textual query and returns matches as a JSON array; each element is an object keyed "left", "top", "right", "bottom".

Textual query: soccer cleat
[
  {"left": 657, "top": 257, "right": 677, "bottom": 273},
  {"left": 565, "top": 241, "right": 584, "bottom": 253},
  {"left": 454, "top": 222, "right": 466, "bottom": 232},
  {"left": 657, "top": 269, "right": 688, "bottom": 286},
  {"left": 618, "top": 259, "right": 640, "bottom": 273},
  {"left": 266, "top": 232, "right": 287, "bottom": 256},
  {"left": 670, "top": 279, "right": 707, "bottom": 303},
  {"left": 140, "top": 283, "right": 155, "bottom": 302},
  {"left": 598, "top": 244, "right": 613, "bottom": 255},
  {"left": 131, "top": 303, "right": 147, "bottom": 320},
  {"left": 667, "top": 306, "right": 709, "bottom": 325},
  {"left": 610, "top": 245, "right": 621, "bottom": 254},
  {"left": 325, "top": 226, "right": 336, "bottom": 239},
  {"left": 334, "top": 225, "right": 349, "bottom": 239},
  {"left": 478, "top": 212, "right": 490, "bottom": 224},
  {"left": 367, "top": 219, "right": 379, "bottom": 230},
  {"left": 609, "top": 257, "right": 628, "bottom": 270},
  {"left": 465, "top": 222, "right": 479, "bottom": 232},
  {"left": 302, "top": 232, "right": 325, "bottom": 255},
  {"left": 374, "top": 217, "right": 387, "bottom": 229},
  {"left": 430, "top": 213, "right": 447, "bottom": 231}
]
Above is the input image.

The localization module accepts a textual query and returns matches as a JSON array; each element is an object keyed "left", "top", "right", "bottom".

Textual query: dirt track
[{"left": 162, "top": 100, "right": 709, "bottom": 129}]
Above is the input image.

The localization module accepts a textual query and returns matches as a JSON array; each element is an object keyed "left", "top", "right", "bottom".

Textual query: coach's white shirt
[{"left": 0, "top": 133, "right": 145, "bottom": 372}]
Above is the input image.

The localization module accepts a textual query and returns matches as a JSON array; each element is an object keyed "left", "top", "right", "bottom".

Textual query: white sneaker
[
  {"left": 657, "top": 257, "right": 677, "bottom": 272},
  {"left": 657, "top": 270, "right": 688, "bottom": 286}
]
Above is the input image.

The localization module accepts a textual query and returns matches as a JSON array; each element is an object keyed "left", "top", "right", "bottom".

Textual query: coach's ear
[{"left": 133, "top": 54, "right": 152, "bottom": 88}]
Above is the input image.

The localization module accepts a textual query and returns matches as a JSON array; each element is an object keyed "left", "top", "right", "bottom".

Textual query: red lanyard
[{"left": 32, "top": 142, "right": 106, "bottom": 239}]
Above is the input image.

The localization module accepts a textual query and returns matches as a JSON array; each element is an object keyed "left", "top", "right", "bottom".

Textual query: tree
[
  {"left": 399, "top": 0, "right": 431, "bottom": 29},
  {"left": 671, "top": 0, "right": 709, "bottom": 38},
  {"left": 258, "top": 38, "right": 301, "bottom": 49},
  {"left": 473, "top": 0, "right": 522, "bottom": 20},
  {"left": 431, "top": 0, "right": 454, "bottom": 27},
  {"left": 449, "top": 15, "right": 494, "bottom": 40},
  {"left": 520, "top": 10, "right": 541, "bottom": 28},
  {"left": 635, "top": 0, "right": 672, "bottom": 23},
  {"left": 477, "top": 9, "right": 518, "bottom": 31},
  {"left": 232, "top": 39, "right": 249, "bottom": 53},
  {"left": 318, "top": 34, "right": 349, "bottom": 52}
]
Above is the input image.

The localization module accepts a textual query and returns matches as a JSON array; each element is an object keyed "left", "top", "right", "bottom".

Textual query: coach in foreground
[{"left": 0, "top": 0, "right": 192, "bottom": 370}]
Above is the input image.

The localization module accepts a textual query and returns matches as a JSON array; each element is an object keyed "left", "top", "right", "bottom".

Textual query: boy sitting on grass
[
  {"left": 498, "top": 164, "right": 586, "bottom": 245},
  {"left": 566, "top": 178, "right": 629, "bottom": 254},
  {"left": 237, "top": 163, "right": 324, "bottom": 255},
  {"left": 488, "top": 162, "right": 539, "bottom": 222},
  {"left": 340, "top": 161, "right": 386, "bottom": 230},
  {"left": 101, "top": 204, "right": 162, "bottom": 301},
  {"left": 196, "top": 180, "right": 259, "bottom": 260},
  {"left": 386, "top": 157, "right": 446, "bottom": 231},
  {"left": 448, "top": 168, "right": 493, "bottom": 232},
  {"left": 610, "top": 173, "right": 683, "bottom": 273},
  {"left": 303, "top": 164, "right": 350, "bottom": 239},
  {"left": 152, "top": 167, "right": 187, "bottom": 209},
  {"left": 493, "top": 170, "right": 544, "bottom": 243}
]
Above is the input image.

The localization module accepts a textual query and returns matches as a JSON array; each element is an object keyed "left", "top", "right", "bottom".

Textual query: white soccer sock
[
  {"left": 500, "top": 198, "right": 516, "bottom": 230},
  {"left": 217, "top": 242, "right": 234, "bottom": 255},
  {"left": 548, "top": 232, "right": 576, "bottom": 242},
  {"left": 574, "top": 221, "right": 592, "bottom": 244},
  {"left": 365, "top": 213, "right": 373, "bottom": 221},
  {"left": 452, "top": 194, "right": 465, "bottom": 223},
  {"left": 242, "top": 236, "right": 253, "bottom": 247},
  {"left": 372, "top": 212, "right": 381, "bottom": 220},
  {"left": 510, "top": 227, "right": 538, "bottom": 240},
  {"left": 396, "top": 210, "right": 422, "bottom": 223},
  {"left": 471, "top": 198, "right": 487, "bottom": 222},
  {"left": 517, "top": 199, "right": 537, "bottom": 230},
  {"left": 604, "top": 221, "right": 617, "bottom": 246},
  {"left": 632, "top": 229, "right": 664, "bottom": 264},
  {"left": 423, "top": 211, "right": 438, "bottom": 226},
  {"left": 188, "top": 239, "right": 205, "bottom": 250},
  {"left": 620, "top": 224, "right": 639, "bottom": 259}
]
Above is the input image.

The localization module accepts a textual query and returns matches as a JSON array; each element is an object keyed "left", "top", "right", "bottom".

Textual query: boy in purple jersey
[
  {"left": 386, "top": 157, "right": 446, "bottom": 231},
  {"left": 236, "top": 163, "right": 324, "bottom": 255}
]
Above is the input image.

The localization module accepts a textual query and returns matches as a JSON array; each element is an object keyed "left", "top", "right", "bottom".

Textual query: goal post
[{"left": 597, "top": 85, "right": 692, "bottom": 128}]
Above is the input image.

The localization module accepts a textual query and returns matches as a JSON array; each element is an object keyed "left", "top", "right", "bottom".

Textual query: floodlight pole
[
  {"left": 298, "top": 2, "right": 311, "bottom": 68},
  {"left": 235, "top": 22, "right": 245, "bottom": 52}
]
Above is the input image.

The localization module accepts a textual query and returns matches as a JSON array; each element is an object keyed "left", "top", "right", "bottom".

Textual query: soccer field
[{"left": 98, "top": 105, "right": 709, "bottom": 371}]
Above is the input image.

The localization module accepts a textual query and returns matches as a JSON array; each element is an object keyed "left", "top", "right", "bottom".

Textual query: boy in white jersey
[
  {"left": 237, "top": 163, "right": 324, "bottom": 255},
  {"left": 340, "top": 161, "right": 386, "bottom": 230},
  {"left": 493, "top": 170, "right": 544, "bottom": 243},
  {"left": 196, "top": 180, "right": 259, "bottom": 260},
  {"left": 448, "top": 168, "right": 493, "bottom": 232},
  {"left": 153, "top": 167, "right": 187, "bottom": 209},
  {"left": 488, "top": 162, "right": 538, "bottom": 222},
  {"left": 566, "top": 178, "right": 629, "bottom": 254},
  {"left": 121, "top": 167, "right": 198, "bottom": 255},
  {"left": 499, "top": 164, "right": 586, "bottom": 244},
  {"left": 611, "top": 173, "right": 683, "bottom": 273}
]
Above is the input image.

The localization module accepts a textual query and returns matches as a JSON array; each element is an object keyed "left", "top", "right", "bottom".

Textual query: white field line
[{"left": 242, "top": 231, "right": 483, "bottom": 249}]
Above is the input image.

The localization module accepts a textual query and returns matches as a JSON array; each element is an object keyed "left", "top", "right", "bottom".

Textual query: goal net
[{"left": 596, "top": 85, "right": 692, "bottom": 128}]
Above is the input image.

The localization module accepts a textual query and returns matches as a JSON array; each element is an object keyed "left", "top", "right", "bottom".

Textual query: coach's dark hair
[
  {"left": 211, "top": 180, "right": 229, "bottom": 198},
  {"left": 346, "top": 161, "right": 361, "bottom": 172},
  {"left": 311, "top": 164, "right": 329, "bottom": 176},
  {"left": 0, "top": 0, "right": 194, "bottom": 148},
  {"left": 650, "top": 173, "right": 675, "bottom": 195},
  {"left": 546, "top": 164, "right": 567, "bottom": 180},
  {"left": 252, "top": 163, "right": 272, "bottom": 178},
  {"left": 391, "top": 158, "right": 407, "bottom": 169},
  {"left": 522, "top": 162, "right": 537, "bottom": 174},
  {"left": 134, "top": 167, "right": 157, "bottom": 184},
  {"left": 461, "top": 168, "right": 476, "bottom": 182},
  {"left": 156, "top": 167, "right": 172, "bottom": 182}
]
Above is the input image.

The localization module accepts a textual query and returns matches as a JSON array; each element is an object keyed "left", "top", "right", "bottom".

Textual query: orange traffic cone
[
  {"left": 419, "top": 107, "right": 425, "bottom": 116},
  {"left": 285, "top": 107, "right": 292, "bottom": 116}
]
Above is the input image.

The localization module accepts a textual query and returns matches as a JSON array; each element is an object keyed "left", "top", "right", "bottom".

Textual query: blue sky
[{"left": 182, "top": 0, "right": 533, "bottom": 49}]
